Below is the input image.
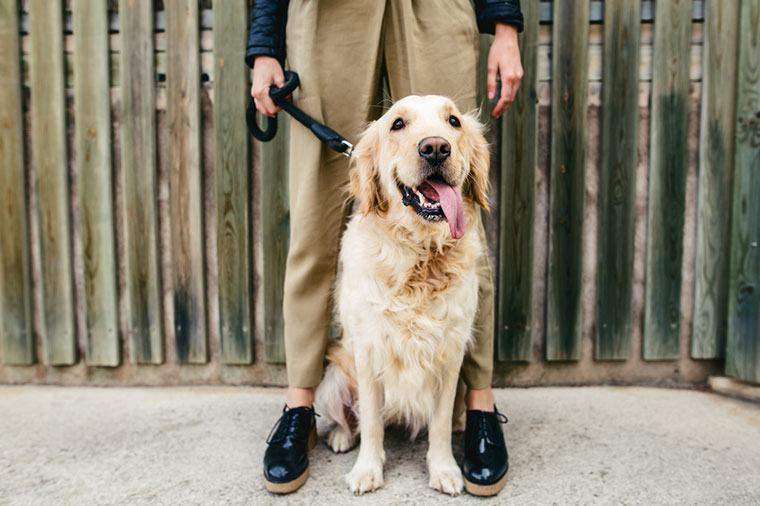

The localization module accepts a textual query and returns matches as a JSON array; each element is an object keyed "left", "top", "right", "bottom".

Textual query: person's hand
[
  {"left": 251, "top": 56, "right": 285, "bottom": 117},
  {"left": 487, "top": 23, "right": 523, "bottom": 118}
]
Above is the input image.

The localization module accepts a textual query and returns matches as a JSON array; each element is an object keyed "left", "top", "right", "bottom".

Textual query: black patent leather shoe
[
  {"left": 263, "top": 405, "right": 318, "bottom": 494},
  {"left": 462, "top": 406, "right": 509, "bottom": 496}
]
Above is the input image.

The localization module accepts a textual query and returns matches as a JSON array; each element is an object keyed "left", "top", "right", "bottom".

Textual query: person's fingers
[
  {"left": 273, "top": 66, "right": 285, "bottom": 88},
  {"left": 492, "top": 75, "right": 511, "bottom": 118},
  {"left": 486, "top": 61, "right": 498, "bottom": 100},
  {"left": 262, "top": 95, "right": 279, "bottom": 117}
]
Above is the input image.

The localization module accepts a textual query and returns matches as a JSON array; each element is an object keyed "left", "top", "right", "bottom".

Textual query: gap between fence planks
[
  {"left": 0, "top": 0, "right": 33, "bottom": 365},
  {"left": 28, "top": 0, "right": 76, "bottom": 365},
  {"left": 120, "top": 0, "right": 163, "bottom": 364},
  {"left": 546, "top": 0, "right": 588, "bottom": 361},
  {"left": 691, "top": 1, "right": 740, "bottom": 360},
  {"left": 166, "top": 0, "right": 207, "bottom": 363},
  {"left": 595, "top": 0, "right": 640, "bottom": 361},
  {"left": 214, "top": 0, "right": 253, "bottom": 365},
  {"left": 643, "top": 0, "right": 692, "bottom": 361},
  {"left": 726, "top": 0, "right": 760, "bottom": 384},
  {"left": 497, "top": 0, "right": 538, "bottom": 362},
  {"left": 72, "top": 0, "right": 119, "bottom": 366}
]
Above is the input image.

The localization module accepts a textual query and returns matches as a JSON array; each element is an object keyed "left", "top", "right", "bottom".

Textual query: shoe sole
[
  {"left": 464, "top": 471, "right": 508, "bottom": 497},
  {"left": 264, "top": 427, "right": 317, "bottom": 495}
]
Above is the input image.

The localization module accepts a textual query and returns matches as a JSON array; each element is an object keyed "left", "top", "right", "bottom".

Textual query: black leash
[{"left": 246, "top": 70, "right": 354, "bottom": 157}]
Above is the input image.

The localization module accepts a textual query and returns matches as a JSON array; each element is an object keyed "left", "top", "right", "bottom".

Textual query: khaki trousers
[{"left": 283, "top": 0, "right": 494, "bottom": 389}]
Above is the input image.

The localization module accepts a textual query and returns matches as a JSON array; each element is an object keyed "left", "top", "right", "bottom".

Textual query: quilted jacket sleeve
[
  {"left": 245, "top": 0, "right": 288, "bottom": 67},
  {"left": 475, "top": 0, "right": 524, "bottom": 34}
]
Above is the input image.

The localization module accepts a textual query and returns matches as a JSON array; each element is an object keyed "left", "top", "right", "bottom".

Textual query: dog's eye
[
  {"left": 448, "top": 115, "right": 461, "bottom": 128},
  {"left": 391, "top": 118, "right": 405, "bottom": 131}
]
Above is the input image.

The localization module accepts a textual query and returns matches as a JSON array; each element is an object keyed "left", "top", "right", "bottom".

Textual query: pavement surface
[{"left": 1, "top": 385, "right": 759, "bottom": 505}]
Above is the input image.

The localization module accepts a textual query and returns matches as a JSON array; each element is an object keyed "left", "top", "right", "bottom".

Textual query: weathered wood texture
[
  {"left": 546, "top": 0, "right": 588, "bottom": 361},
  {"left": 596, "top": 0, "right": 640, "bottom": 361},
  {"left": 0, "top": 2, "right": 735, "bottom": 388},
  {"left": 643, "top": 0, "right": 692, "bottom": 361},
  {"left": 214, "top": 0, "right": 252, "bottom": 365},
  {"left": 259, "top": 122, "right": 289, "bottom": 364},
  {"left": 166, "top": 0, "right": 207, "bottom": 363},
  {"left": 72, "top": 0, "right": 119, "bottom": 366},
  {"left": 692, "top": 1, "right": 740, "bottom": 359},
  {"left": 726, "top": 0, "right": 760, "bottom": 384},
  {"left": 497, "top": 0, "right": 538, "bottom": 362},
  {"left": 0, "top": 0, "right": 33, "bottom": 365},
  {"left": 28, "top": 0, "right": 76, "bottom": 365},
  {"left": 120, "top": 0, "right": 163, "bottom": 364}
]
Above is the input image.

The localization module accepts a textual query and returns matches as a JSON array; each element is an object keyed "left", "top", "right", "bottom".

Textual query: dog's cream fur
[{"left": 315, "top": 95, "right": 490, "bottom": 496}]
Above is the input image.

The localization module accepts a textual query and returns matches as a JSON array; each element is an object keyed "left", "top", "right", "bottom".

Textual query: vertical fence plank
[
  {"left": 497, "top": 0, "right": 538, "bottom": 362},
  {"left": 28, "top": 0, "right": 75, "bottom": 365},
  {"left": 726, "top": 0, "right": 760, "bottom": 384},
  {"left": 73, "top": 0, "right": 119, "bottom": 366},
  {"left": 214, "top": 0, "right": 252, "bottom": 364},
  {"left": 0, "top": 0, "right": 33, "bottom": 365},
  {"left": 692, "top": 1, "right": 740, "bottom": 359},
  {"left": 595, "top": 0, "right": 640, "bottom": 360},
  {"left": 546, "top": 1, "right": 588, "bottom": 361},
  {"left": 260, "top": 123, "right": 289, "bottom": 364},
  {"left": 167, "top": 0, "right": 207, "bottom": 363},
  {"left": 643, "top": 0, "right": 692, "bottom": 360},
  {"left": 121, "top": 0, "right": 163, "bottom": 364}
]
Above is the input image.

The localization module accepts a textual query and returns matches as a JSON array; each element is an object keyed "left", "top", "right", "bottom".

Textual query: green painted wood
[
  {"left": 0, "top": 0, "right": 33, "bottom": 365},
  {"left": 726, "top": 0, "right": 760, "bottom": 384},
  {"left": 546, "top": 0, "right": 588, "bottom": 361},
  {"left": 643, "top": 0, "right": 692, "bottom": 361},
  {"left": 595, "top": 0, "right": 641, "bottom": 361},
  {"left": 120, "top": 0, "right": 163, "bottom": 364},
  {"left": 214, "top": 0, "right": 252, "bottom": 365},
  {"left": 260, "top": 120, "right": 289, "bottom": 364},
  {"left": 72, "top": 0, "right": 119, "bottom": 366},
  {"left": 167, "top": 0, "right": 207, "bottom": 363},
  {"left": 691, "top": 1, "right": 740, "bottom": 360},
  {"left": 497, "top": 0, "right": 538, "bottom": 362},
  {"left": 28, "top": 0, "right": 75, "bottom": 365}
]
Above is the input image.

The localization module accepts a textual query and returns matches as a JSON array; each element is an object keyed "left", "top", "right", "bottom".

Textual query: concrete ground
[{"left": 1, "top": 386, "right": 759, "bottom": 505}]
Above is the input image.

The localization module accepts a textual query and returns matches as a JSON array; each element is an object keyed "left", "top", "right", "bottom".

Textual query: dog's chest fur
[{"left": 337, "top": 214, "right": 481, "bottom": 427}]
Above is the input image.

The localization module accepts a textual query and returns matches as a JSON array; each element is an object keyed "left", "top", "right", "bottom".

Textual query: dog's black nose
[{"left": 418, "top": 136, "right": 451, "bottom": 164}]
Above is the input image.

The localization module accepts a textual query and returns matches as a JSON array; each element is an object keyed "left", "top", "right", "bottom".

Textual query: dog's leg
[
  {"left": 345, "top": 349, "right": 385, "bottom": 495},
  {"left": 427, "top": 359, "right": 465, "bottom": 496}
]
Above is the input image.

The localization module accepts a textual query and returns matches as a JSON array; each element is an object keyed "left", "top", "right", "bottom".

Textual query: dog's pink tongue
[{"left": 428, "top": 180, "right": 465, "bottom": 239}]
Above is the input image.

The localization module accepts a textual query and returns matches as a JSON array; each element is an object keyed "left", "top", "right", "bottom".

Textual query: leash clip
[{"left": 340, "top": 140, "right": 354, "bottom": 158}]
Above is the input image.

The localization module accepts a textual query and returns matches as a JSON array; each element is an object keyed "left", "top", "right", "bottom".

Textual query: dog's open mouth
[{"left": 398, "top": 176, "right": 465, "bottom": 239}]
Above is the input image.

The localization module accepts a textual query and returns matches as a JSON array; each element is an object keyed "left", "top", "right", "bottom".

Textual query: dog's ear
[
  {"left": 461, "top": 112, "right": 491, "bottom": 211},
  {"left": 349, "top": 121, "right": 387, "bottom": 215}
]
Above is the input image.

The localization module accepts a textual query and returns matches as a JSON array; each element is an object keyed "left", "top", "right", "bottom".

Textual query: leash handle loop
[{"left": 246, "top": 71, "right": 353, "bottom": 157}]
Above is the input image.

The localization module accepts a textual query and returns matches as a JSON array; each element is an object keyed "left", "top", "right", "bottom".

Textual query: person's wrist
[{"left": 494, "top": 22, "right": 518, "bottom": 45}]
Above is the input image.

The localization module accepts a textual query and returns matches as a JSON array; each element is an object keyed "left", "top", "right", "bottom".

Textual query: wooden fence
[{"left": 0, "top": 0, "right": 757, "bottom": 386}]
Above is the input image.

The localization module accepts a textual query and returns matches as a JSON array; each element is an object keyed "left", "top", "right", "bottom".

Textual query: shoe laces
[
  {"left": 266, "top": 405, "right": 319, "bottom": 445},
  {"left": 475, "top": 406, "right": 508, "bottom": 443}
]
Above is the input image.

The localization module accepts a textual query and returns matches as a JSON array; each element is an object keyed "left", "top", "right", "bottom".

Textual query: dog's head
[{"left": 349, "top": 95, "right": 490, "bottom": 239}]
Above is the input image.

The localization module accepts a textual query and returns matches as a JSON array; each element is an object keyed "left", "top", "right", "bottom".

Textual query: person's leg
[
  {"left": 283, "top": 0, "right": 387, "bottom": 398},
  {"left": 263, "top": 0, "right": 388, "bottom": 494},
  {"left": 384, "top": 0, "right": 496, "bottom": 406}
]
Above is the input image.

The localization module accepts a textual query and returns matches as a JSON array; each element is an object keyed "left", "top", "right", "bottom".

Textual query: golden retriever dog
[{"left": 315, "top": 95, "right": 490, "bottom": 496}]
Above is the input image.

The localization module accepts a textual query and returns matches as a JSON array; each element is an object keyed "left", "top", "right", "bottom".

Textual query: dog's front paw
[
  {"left": 346, "top": 457, "right": 384, "bottom": 495},
  {"left": 327, "top": 426, "right": 358, "bottom": 453},
  {"left": 428, "top": 460, "right": 464, "bottom": 496}
]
